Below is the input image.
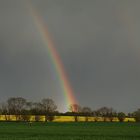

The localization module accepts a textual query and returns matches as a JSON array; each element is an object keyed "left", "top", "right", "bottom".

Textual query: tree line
[{"left": 0, "top": 97, "right": 140, "bottom": 122}]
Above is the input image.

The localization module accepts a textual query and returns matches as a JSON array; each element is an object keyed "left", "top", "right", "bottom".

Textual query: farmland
[
  {"left": 0, "top": 122, "right": 140, "bottom": 140},
  {"left": 0, "top": 115, "right": 136, "bottom": 122}
]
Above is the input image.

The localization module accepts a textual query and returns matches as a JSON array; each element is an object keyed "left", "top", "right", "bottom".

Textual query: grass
[{"left": 0, "top": 122, "right": 140, "bottom": 140}]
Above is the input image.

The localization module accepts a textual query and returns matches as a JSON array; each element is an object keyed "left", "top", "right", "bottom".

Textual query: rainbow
[{"left": 28, "top": 3, "right": 77, "bottom": 111}]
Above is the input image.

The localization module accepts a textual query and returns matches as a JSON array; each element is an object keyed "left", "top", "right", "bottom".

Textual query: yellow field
[{"left": 0, "top": 115, "right": 136, "bottom": 122}]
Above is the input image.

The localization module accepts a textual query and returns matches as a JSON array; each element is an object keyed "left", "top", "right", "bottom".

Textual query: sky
[{"left": 0, "top": 0, "right": 140, "bottom": 113}]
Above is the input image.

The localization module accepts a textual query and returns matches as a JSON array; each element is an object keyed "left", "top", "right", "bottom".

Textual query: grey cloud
[{"left": 0, "top": 0, "right": 140, "bottom": 112}]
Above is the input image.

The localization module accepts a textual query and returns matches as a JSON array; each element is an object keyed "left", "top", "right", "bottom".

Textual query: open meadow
[{"left": 0, "top": 122, "right": 140, "bottom": 140}]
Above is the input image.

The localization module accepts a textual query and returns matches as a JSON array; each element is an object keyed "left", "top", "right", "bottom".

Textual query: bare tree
[
  {"left": 92, "top": 110, "right": 100, "bottom": 122},
  {"left": 82, "top": 107, "right": 92, "bottom": 122},
  {"left": 0, "top": 103, "right": 9, "bottom": 121},
  {"left": 31, "top": 102, "right": 44, "bottom": 121},
  {"left": 21, "top": 112, "right": 31, "bottom": 122},
  {"left": 117, "top": 112, "right": 126, "bottom": 122},
  {"left": 132, "top": 109, "right": 140, "bottom": 122},
  {"left": 97, "top": 107, "right": 115, "bottom": 122},
  {"left": 133, "top": 109, "right": 140, "bottom": 122},
  {"left": 69, "top": 104, "right": 81, "bottom": 113},
  {"left": 7, "top": 97, "right": 26, "bottom": 121},
  {"left": 70, "top": 104, "right": 81, "bottom": 122},
  {"left": 107, "top": 108, "right": 117, "bottom": 122},
  {"left": 41, "top": 98, "right": 57, "bottom": 122},
  {"left": 25, "top": 101, "right": 46, "bottom": 121}
]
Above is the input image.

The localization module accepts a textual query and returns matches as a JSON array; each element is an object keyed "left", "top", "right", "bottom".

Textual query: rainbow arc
[{"left": 28, "top": 3, "right": 77, "bottom": 111}]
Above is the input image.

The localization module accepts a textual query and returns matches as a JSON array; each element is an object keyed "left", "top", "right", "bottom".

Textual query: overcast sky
[{"left": 0, "top": 0, "right": 140, "bottom": 112}]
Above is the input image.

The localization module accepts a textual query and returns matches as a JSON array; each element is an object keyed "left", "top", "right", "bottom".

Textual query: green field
[{"left": 0, "top": 122, "right": 140, "bottom": 140}]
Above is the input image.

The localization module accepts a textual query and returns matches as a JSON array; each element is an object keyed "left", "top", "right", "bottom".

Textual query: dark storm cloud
[{"left": 0, "top": 0, "right": 140, "bottom": 112}]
